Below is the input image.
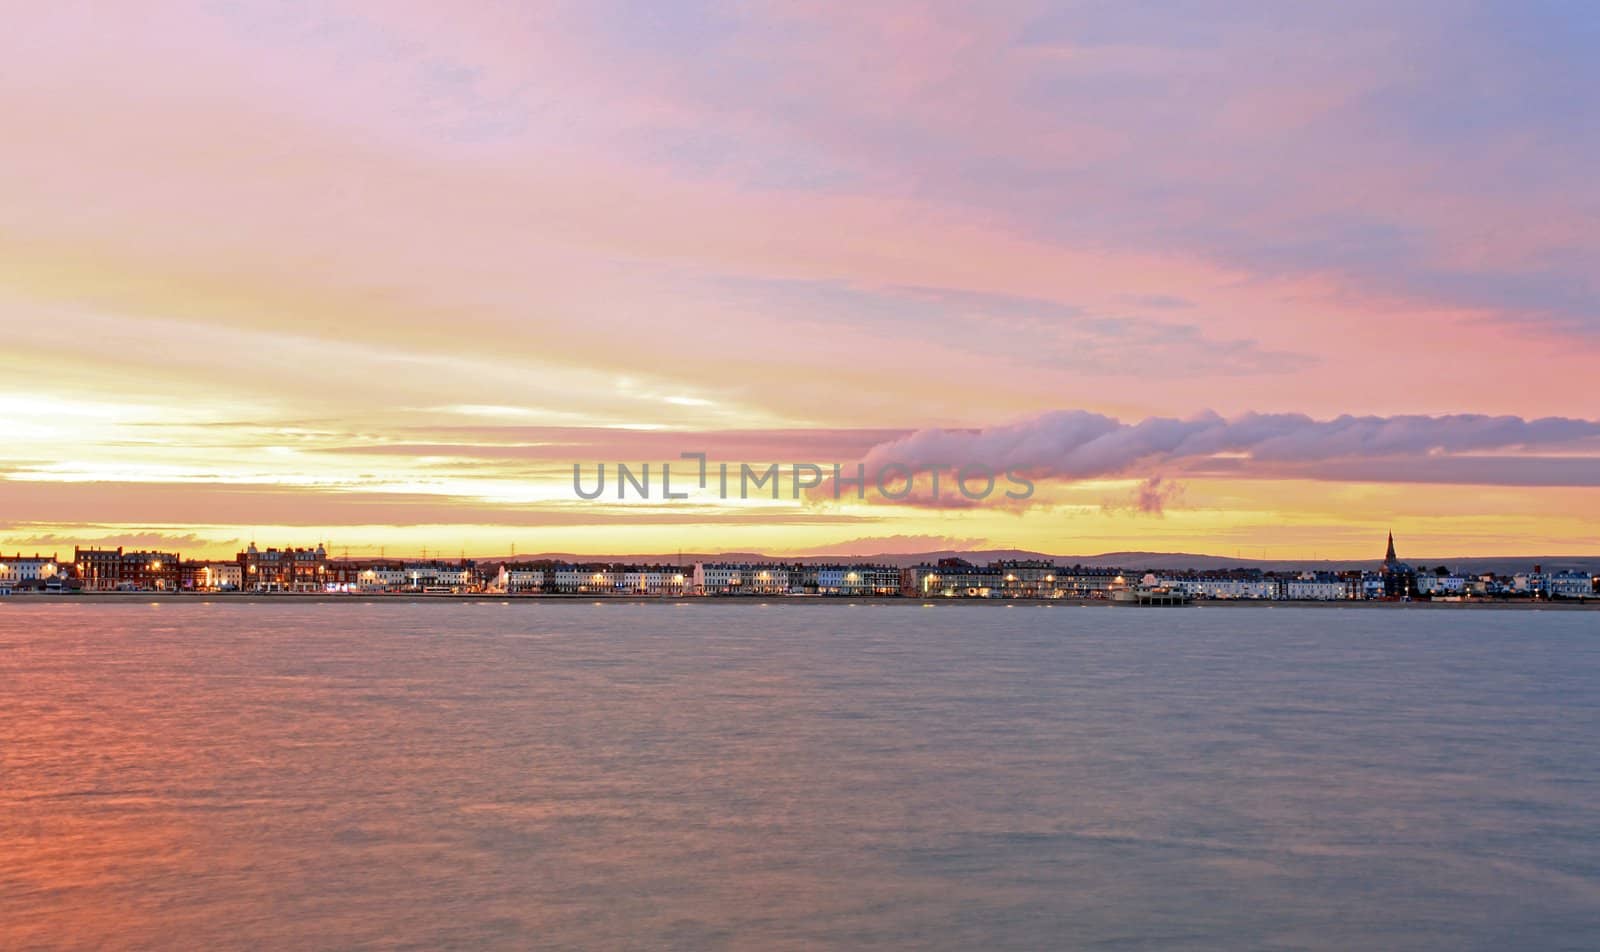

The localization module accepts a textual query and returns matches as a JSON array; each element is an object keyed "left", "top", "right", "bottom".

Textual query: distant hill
[{"left": 469, "top": 549, "right": 1597, "bottom": 575}]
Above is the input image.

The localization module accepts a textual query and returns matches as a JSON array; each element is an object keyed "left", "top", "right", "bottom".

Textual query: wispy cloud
[
  {"left": 0, "top": 528, "right": 239, "bottom": 553},
  {"left": 854, "top": 410, "right": 1600, "bottom": 503},
  {"left": 1104, "top": 476, "right": 1184, "bottom": 517}
]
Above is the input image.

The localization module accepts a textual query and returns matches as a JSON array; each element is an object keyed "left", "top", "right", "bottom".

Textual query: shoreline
[{"left": 3, "top": 593, "right": 1596, "bottom": 609}]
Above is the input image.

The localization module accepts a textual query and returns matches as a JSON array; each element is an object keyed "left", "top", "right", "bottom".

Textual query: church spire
[{"left": 1384, "top": 531, "right": 1397, "bottom": 563}]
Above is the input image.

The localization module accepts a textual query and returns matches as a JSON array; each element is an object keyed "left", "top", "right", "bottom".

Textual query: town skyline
[
  {"left": 3, "top": 529, "right": 1593, "bottom": 600},
  {"left": 3, "top": 529, "right": 1595, "bottom": 579},
  {"left": 4, "top": 4, "right": 1598, "bottom": 559}
]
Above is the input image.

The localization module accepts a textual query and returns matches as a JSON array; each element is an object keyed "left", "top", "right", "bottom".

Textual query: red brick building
[
  {"left": 238, "top": 543, "right": 330, "bottom": 592},
  {"left": 72, "top": 547, "right": 181, "bottom": 591}
]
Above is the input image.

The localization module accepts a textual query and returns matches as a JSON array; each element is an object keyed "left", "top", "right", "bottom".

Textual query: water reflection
[{"left": 2, "top": 603, "right": 1599, "bottom": 949}]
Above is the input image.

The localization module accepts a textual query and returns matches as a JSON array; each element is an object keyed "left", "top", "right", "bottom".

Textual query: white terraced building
[
  {"left": 1550, "top": 571, "right": 1596, "bottom": 598},
  {"left": 392, "top": 563, "right": 478, "bottom": 592},
  {"left": 0, "top": 555, "right": 62, "bottom": 588},
  {"left": 815, "top": 565, "right": 899, "bottom": 595},
  {"left": 904, "top": 565, "right": 1005, "bottom": 598},
  {"left": 692, "top": 563, "right": 789, "bottom": 595},
  {"left": 1283, "top": 575, "right": 1347, "bottom": 600},
  {"left": 622, "top": 569, "right": 689, "bottom": 596},
  {"left": 548, "top": 567, "right": 628, "bottom": 594},
  {"left": 1414, "top": 574, "right": 1469, "bottom": 596},
  {"left": 495, "top": 566, "right": 546, "bottom": 593},
  {"left": 529, "top": 566, "right": 688, "bottom": 595},
  {"left": 1156, "top": 575, "right": 1279, "bottom": 600},
  {"left": 368, "top": 566, "right": 411, "bottom": 591}
]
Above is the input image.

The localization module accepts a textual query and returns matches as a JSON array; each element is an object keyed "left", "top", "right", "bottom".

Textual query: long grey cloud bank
[{"left": 850, "top": 411, "right": 1600, "bottom": 497}]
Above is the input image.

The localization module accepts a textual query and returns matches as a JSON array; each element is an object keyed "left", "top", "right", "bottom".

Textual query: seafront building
[
  {"left": 401, "top": 561, "right": 480, "bottom": 593},
  {"left": 813, "top": 564, "right": 900, "bottom": 595},
  {"left": 238, "top": 543, "right": 330, "bottom": 593},
  {"left": 690, "top": 563, "right": 783, "bottom": 595},
  {"left": 1152, "top": 572, "right": 1281, "bottom": 600},
  {"left": 900, "top": 561, "right": 1124, "bottom": 599},
  {"left": 496, "top": 565, "right": 545, "bottom": 594},
  {"left": 0, "top": 554, "right": 63, "bottom": 588},
  {"left": 620, "top": 567, "right": 688, "bottom": 596},
  {"left": 70, "top": 547, "right": 181, "bottom": 592},
  {"left": 1415, "top": 573, "right": 1469, "bottom": 596},
  {"left": 183, "top": 561, "right": 243, "bottom": 592},
  {"left": 73, "top": 548, "right": 122, "bottom": 591},
  {"left": 360, "top": 565, "right": 411, "bottom": 592},
  {"left": 1514, "top": 567, "right": 1595, "bottom": 599},
  {"left": 1283, "top": 574, "right": 1348, "bottom": 601},
  {"left": 903, "top": 560, "right": 1004, "bottom": 598}
]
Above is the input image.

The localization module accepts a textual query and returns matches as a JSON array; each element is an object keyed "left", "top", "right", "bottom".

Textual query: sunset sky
[{"left": 3, "top": 1, "right": 1597, "bottom": 560}]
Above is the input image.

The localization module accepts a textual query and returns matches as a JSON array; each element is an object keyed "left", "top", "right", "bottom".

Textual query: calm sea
[{"left": 2, "top": 601, "right": 1598, "bottom": 950}]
